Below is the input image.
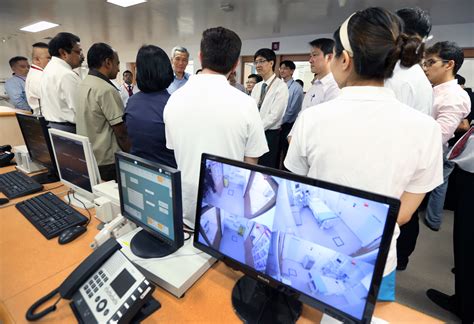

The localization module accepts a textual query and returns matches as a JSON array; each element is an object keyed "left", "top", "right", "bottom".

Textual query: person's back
[
  {"left": 385, "top": 63, "right": 433, "bottom": 115},
  {"left": 124, "top": 45, "right": 176, "bottom": 168},
  {"left": 285, "top": 7, "right": 443, "bottom": 301},
  {"left": 164, "top": 27, "right": 268, "bottom": 227},
  {"left": 384, "top": 7, "right": 433, "bottom": 116}
]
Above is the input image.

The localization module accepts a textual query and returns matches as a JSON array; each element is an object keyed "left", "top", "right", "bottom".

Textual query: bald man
[{"left": 25, "top": 42, "right": 51, "bottom": 114}]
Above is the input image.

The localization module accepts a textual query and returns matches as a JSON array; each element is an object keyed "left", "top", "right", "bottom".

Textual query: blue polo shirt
[{"left": 124, "top": 90, "right": 177, "bottom": 168}]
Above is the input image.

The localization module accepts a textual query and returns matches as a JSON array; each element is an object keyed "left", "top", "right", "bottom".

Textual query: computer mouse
[
  {"left": 0, "top": 197, "right": 10, "bottom": 205},
  {"left": 58, "top": 226, "right": 87, "bottom": 245}
]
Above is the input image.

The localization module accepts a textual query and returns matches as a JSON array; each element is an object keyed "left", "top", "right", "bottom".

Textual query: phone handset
[{"left": 27, "top": 237, "right": 158, "bottom": 323}]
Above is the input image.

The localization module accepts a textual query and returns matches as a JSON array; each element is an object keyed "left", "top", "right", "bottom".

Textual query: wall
[{"left": 1, "top": 23, "right": 473, "bottom": 84}]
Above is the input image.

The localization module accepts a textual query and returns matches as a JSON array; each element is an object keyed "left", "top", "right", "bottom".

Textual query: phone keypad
[{"left": 84, "top": 270, "right": 109, "bottom": 298}]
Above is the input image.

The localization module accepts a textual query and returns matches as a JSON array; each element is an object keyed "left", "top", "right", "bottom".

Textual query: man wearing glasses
[
  {"left": 40, "top": 32, "right": 84, "bottom": 133},
  {"left": 422, "top": 41, "right": 471, "bottom": 231},
  {"left": 251, "top": 48, "right": 289, "bottom": 168}
]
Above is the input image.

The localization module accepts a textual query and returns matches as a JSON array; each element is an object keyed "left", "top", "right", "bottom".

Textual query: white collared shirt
[
  {"left": 384, "top": 61, "right": 433, "bottom": 116},
  {"left": 25, "top": 64, "right": 44, "bottom": 114},
  {"left": 119, "top": 82, "right": 139, "bottom": 107},
  {"left": 40, "top": 56, "right": 81, "bottom": 123},
  {"left": 164, "top": 74, "right": 268, "bottom": 227},
  {"left": 432, "top": 79, "right": 471, "bottom": 145},
  {"left": 301, "top": 72, "right": 340, "bottom": 111},
  {"left": 285, "top": 86, "right": 443, "bottom": 276},
  {"left": 251, "top": 73, "right": 289, "bottom": 130}
]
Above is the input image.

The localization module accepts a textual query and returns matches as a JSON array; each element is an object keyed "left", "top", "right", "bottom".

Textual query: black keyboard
[
  {"left": 16, "top": 192, "right": 88, "bottom": 239},
  {"left": 0, "top": 170, "right": 43, "bottom": 199}
]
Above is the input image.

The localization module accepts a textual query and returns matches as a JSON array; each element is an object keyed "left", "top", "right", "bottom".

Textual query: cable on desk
[{"left": 66, "top": 189, "right": 92, "bottom": 226}]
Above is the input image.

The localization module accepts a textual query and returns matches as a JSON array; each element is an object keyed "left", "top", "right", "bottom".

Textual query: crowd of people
[{"left": 3, "top": 6, "right": 472, "bottom": 323}]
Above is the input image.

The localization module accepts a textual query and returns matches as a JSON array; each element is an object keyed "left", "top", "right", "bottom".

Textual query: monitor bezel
[
  {"left": 15, "top": 113, "right": 58, "bottom": 175},
  {"left": 193, "top": 153, "right": 400, "bottom": 324},
  {"left": 48, "top": 128, "right": 100, "bottom": 202},
  {"left": 115, "top": 151, "right": 184, "bottom": 251}
]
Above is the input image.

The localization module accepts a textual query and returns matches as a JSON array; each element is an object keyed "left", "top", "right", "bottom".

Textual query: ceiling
[{"left": 1, "top": 0, "right": 473, "bottom": 45}]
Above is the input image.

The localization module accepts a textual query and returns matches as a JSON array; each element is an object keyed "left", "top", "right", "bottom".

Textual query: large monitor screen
[
  {"left": 16, "top": 114, "right": 55, "bottom": 170},
  {"left": 50, "top": 132, "right": 93, "bottom": 193},
  {"left": 116, "top": 153, "right": 183, "bottom": 248},
  {"left": 194, "top": 155, "right": 398, "bottom": 322}
]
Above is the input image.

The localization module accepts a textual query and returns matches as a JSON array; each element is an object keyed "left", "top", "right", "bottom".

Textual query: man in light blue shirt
[
  {"left": 4, "top": 56, "right": 31, "bottom": 110},
  {"left": 279, "top": 60, "right": 304, "bottom": 168},
  {"left": 167, "top": 46, "right": 190, "bottom": 94}
]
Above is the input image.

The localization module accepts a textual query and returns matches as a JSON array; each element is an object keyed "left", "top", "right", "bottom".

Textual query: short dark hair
[
  {"left": 309, "top": 38, "right": 335, "bottom": 55},
  {"left": 396, "top": 7, "right": 431, "bottom": 38},
  {"left": 455, "top": 74, "right": 466, "bottom": 86},
  {"left": 87, "top": 43, "right": 115, "bottom": 70},
  {"left": 295, "top": 79, "right": 304, "bottom": 88},
  {"left": 123, "top": 70, "right": 132, "bottom": 76},
  {"left": 248, "top": 73, "right": 263, "bottom": 83},
  {"left": 9, "top": 56, "right": 28, "bottom": 67},
  {"left": 280, "top": 60, "right": 296, "bottom": 70},
  {"left": 48, "top": 32, "right": 80, "bottom": 57},
  {"left": 254, "top": 48, "right": 276, "bottom": 71},
  {"left": 200, "top": 27, "right": 242, "bottom": 74},
  {"left": 334, "top": 7, "right": 420, "bottom": 80},
  {"left": 426, "top": 41, "right": 464, "bottom": 75},
  {"left": 136, "top": 45, "right": 173, "bottom": 93},
  {"left": 32, "top": 42, "right": 48, "bottom": 49}
]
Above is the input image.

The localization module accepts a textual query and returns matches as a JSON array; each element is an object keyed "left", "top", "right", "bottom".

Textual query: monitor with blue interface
[
  {"left": 194, "top": 154, "right": 400, "bottom": 323},
  {"left": 115, "top": 152, "right": 183, "bottom": 259}
]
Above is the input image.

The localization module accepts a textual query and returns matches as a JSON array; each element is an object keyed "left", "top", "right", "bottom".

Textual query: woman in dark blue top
[{"left": 124, "top": 45, "right": 177, "bottom": 168}]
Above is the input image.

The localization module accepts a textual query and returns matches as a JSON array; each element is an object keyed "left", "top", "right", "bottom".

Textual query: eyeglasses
[
  {"left": 422, "top": 59, "right": 450, "bottom": 68},
  {"left": 253, "top": 59, "right": 268, "bottom": 66},
  {"left": 71, "top": 49, "right": 83, "bottom": 55}
]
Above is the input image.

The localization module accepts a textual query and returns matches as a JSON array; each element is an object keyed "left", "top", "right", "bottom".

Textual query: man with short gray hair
[{"left": 167, "top": 46, "right": 190, "bottom": 94}]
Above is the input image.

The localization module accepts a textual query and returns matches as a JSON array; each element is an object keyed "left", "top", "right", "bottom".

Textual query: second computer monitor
[
  {"left": 16, "top": 113, "right": 59, "bottom": 183},
  {"left": 49, "top": 128, "right": 101, "bottom": 208},
  {"left": 115, "top": 152, "right": 184, "bottom": 259}
]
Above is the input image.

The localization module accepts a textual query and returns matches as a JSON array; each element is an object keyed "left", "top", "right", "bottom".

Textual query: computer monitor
[
  {"left": 48, "top": 128, "right": 101, "bottom": 209},
  {"left": 115, "top": 152, "right": 184, "bottom": 259},
  {"left": 15, "top": 113, "right": 59, "bottom": 184},
  {"left": 194, "top": 154, "right": 400, "bottom": 324}
]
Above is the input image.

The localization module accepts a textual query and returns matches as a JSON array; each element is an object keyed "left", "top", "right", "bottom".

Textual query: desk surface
[{"left": 0, "top": 166, "right": 442, "bottom": 323}]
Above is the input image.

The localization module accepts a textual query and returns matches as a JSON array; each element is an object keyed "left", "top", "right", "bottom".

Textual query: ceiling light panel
[
  {"left": 20, "top": 21, "right": 59, "bottom": 33},
  {"left": 107, "top": 0, "right": 147, "bottom": 8}
]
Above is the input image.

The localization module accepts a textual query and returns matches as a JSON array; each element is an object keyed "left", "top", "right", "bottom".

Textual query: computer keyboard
[
  {"left": 0, "top": 170, "right": 43, "bottom": 199},
  {"left": 16, "top": 192, "right": 88, "bottom": 239}
]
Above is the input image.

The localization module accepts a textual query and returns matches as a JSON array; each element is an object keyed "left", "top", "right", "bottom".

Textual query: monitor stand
[
  {"left": 130, "top": 229, "right": 177, "bottom": 259},
  {"left": 231, "top": 275, "right": 302, "bottom": 324},
  {"left": 63, "top": 192, "right": 95, "bottom": 209},
  {"left": 30, "top": 170, "right": 59, "bottom": 184}
]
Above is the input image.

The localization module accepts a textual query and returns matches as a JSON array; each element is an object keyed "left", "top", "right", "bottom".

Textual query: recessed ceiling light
[
  {"left": 107, "top": 0, "right": 147, "bottom": 8},
  {"left": 20, "top": 21, "right": 59, "bottom": 33}
]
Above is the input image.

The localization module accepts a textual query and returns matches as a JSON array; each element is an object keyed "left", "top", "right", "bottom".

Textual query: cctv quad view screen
[{"left": 195, "top": 155, "right": 398, "bottom": 322}]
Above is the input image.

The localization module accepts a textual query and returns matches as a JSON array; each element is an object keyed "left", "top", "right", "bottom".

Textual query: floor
[{"left": 396, "top": 210, "right": 460, "bottom": 323}]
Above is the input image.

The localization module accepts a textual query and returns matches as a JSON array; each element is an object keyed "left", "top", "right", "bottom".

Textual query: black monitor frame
[
  {"left": 193, "top": 153, "right": 400, "bottom": 324},
  {"left": 15, "top": 113, "right": 59, "bottom": 184},
  {"left": 115, "top": 151, "right": 184, "bottom": 258}
]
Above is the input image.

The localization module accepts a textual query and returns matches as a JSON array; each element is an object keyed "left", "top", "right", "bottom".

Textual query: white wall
[{"left": 1, "top": 23, "right": 473, "bottom": 82}]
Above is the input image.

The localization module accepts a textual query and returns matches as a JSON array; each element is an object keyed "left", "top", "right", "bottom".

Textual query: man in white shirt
[
  {"left": 40, "top": 32, "right": 84, "bottom": 133},
  {"left": 383, "top": 7, "right": 434, "bottom": 272},
  {"left": 25, "top": 42, "right": 51, "bottom": 115},
  {"left": 119, "top": 70, "right": 139, "bottom": 107},
  {"left": 167, "top": 46, "right": 190, "bottom": 94},
  {"left": 164, "top": 27, "right": 268, "bottom": 227},
  {"left": 301, "top": 38, "right": 340, "bottom": 111},
  {"left": 385, "top": 8, "right": 433, "bottom": 116},
  {"left": 251, "top": 48, "right": 289, "bottom": 168}
]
